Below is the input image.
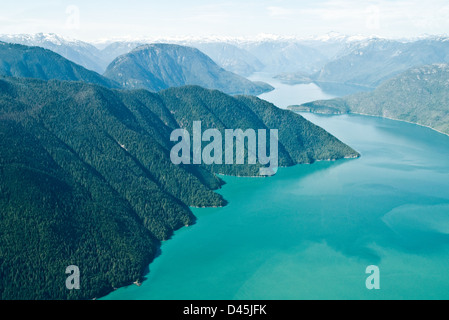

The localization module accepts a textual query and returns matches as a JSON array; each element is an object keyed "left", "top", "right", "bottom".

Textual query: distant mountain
[
  {"left": 100, "top": 38, "right": 338, "bottom": 78},
  {"left": 98, "top": 41, "right": 143, "bottom": 68},
  {"left": 0, "top": 76, "right": 358, "bottom": 300},
  {"left": 103, "top": 43, "right": 274, "bottom": 95},
  {"left": 0, "top": 39, "right": 267, "bottom": 94},
  {"left": 240, "top": 40, "right": 329, "bottom": 74},
  {"left": 101, "top": 41, "right": 265, "bottom": 77},
  {"left": 0, "top": 42, "right": 119, "bottom": 88},
  {"left": 0, "top": 33, "right": 106, "bottom": 73},
  {"left": 7, "top": 33, "right": 449, "bottom": 83},
  {"left": 314, "top": 37, "right": 449, "bottom": 88},
  {"left": 290, "top": 64, "right": 449, "bottom": 135},
  {"left": 88, "top": 34, "right": 385, "bottom": 78},
  {"left": 190, "top": 42, "right": 265, "bottom": 76}
]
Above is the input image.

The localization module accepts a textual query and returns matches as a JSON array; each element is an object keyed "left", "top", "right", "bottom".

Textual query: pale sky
[{"left": 1, "top": 0, "right": 449, "bottom": 41}]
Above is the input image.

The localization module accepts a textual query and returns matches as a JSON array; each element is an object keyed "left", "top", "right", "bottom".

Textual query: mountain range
[
  {"left": 99, "top": 38, "right": 343, "bottom": 76},
  {"left": 188, "top": 42, "right": 265, "bottom": 77},
  {"left": 0, "top": 40, "right": 273, "bottom": 96},
  {"left": 6, "top": 32, "right": 449, "bottom": 93},
  {"left": 0, "top": 42, "right": 119, "bottom": 88},
  {"left": 313, "top": 38, "right": 449, "bottom": 88},
  {"left": 0, "top": 33, "right": 107, "bottom": 74},
  {"left": 97, "top": 35, "right": 449, "bottom": 96},
  {"left": 103, "top": 43, "right": 273, "bottom": 95}
]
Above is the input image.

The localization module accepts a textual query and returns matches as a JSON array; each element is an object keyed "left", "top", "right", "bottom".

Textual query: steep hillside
[
  {"left": 0, "top": 42, "right": 119, "bottom": 88},
  {"left": 291, "top": 64, "right": 449, "bottom": 135},
  {"left": 314, "top": 38, "right": 449, "bottom": 88},
  {"left": 0, "top": 33, "right": 106, "bottom": 73},
  {"left": 0, "top": 76, "right": 358, "bottom": 299},
  {"left": 103, "top": 43, "right": 273, "bottom": 95}
]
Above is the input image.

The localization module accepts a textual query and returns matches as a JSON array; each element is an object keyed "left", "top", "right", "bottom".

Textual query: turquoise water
[{"left": 104, "top": 113, "right": 449, "bottom": 300}]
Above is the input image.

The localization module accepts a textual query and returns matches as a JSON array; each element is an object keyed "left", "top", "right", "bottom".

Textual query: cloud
[
  {"left": 267, "top": 6, "right": 293, "bottom": 17},
  {"left": 4, "top": 0, "right": 449, "bottom": 41}
]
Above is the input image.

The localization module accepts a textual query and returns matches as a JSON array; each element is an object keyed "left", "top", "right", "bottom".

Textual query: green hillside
[
  {"left": 104, "top": 43, "right": 274, "bottom": 96},
  {"left": 0, "top": 41, "right": 119, "bottom": 88},
  {"left": 0, "top": 77, "right": 358, "bottom": 299},
  {"left": 291, "top": 64, "right": 449, "bottom": 135}
]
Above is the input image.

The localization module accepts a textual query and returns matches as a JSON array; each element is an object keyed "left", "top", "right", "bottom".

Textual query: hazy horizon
[{"left": 2, "top": 0, "right": 449, "bottom": 43}]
